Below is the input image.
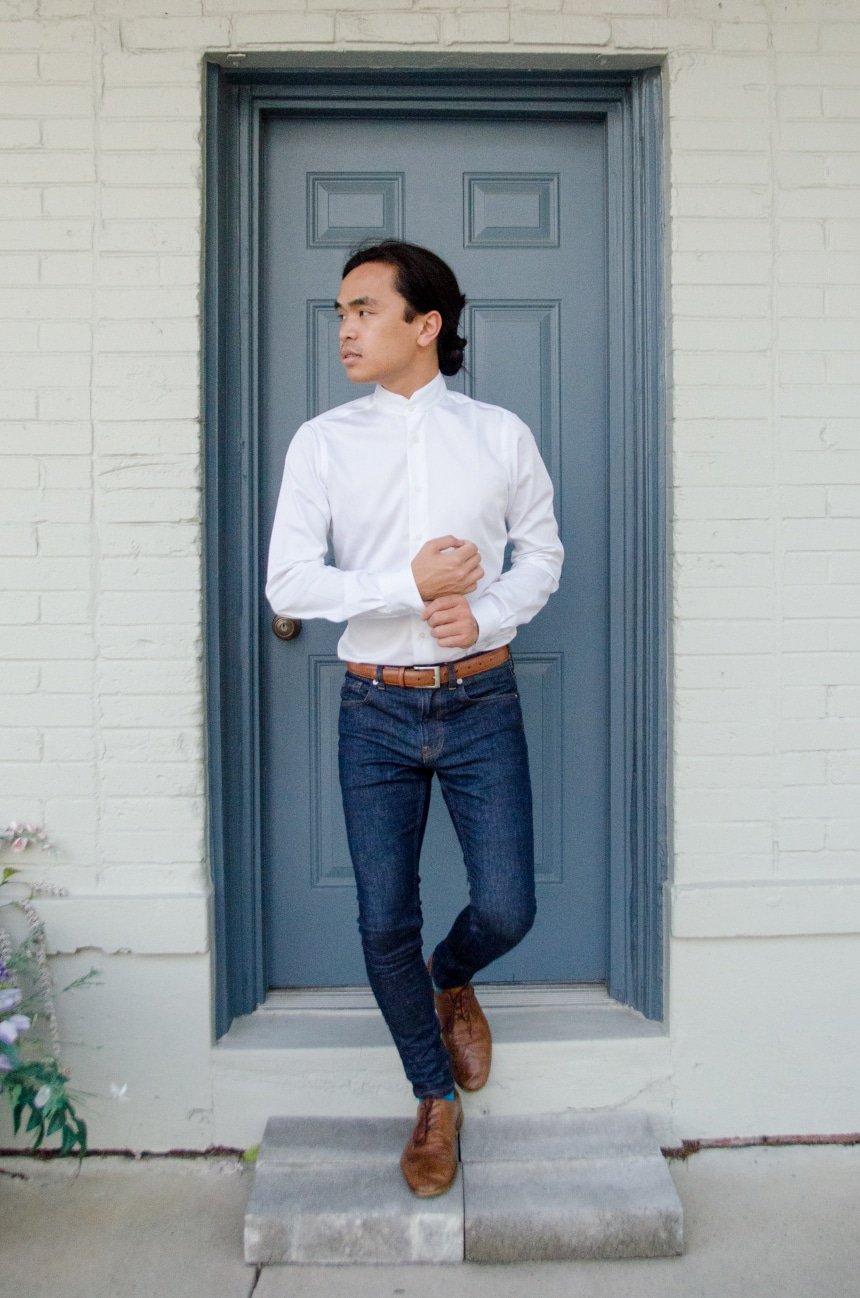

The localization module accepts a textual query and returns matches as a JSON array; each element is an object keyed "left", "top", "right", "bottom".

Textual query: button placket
[{"left": 407, "top": 411, "right": 431, "bottom": 657}]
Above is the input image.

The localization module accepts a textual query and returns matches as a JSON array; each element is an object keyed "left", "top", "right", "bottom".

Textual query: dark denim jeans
[{"left": 338, "top": 659, "right": 536, "bottom": 1099}]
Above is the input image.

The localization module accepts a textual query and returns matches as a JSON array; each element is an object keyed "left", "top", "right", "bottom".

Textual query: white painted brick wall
[{"left": 1, "top": 0, "right": 859, "bottom": 1144}]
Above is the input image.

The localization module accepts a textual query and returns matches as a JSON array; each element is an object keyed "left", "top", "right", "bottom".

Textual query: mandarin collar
[{"left": 372, "top": 372, "right": 447, "bottom": 415}]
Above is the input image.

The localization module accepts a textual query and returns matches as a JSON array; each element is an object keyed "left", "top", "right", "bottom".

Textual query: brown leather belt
[{"left": 347, "top": 645, "right": 510, "bottom": 689}]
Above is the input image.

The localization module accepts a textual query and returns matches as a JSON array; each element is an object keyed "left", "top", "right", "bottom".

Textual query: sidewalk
[{"left": 2, "top": 1142, "right": 858, "bottom": 1297}]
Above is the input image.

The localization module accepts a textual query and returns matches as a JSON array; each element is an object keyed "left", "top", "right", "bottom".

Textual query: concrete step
[
  {"left": 461, "top": 1111, "right": 684, "bottom": 1262},
  {"left": 244, "top": 1115, "right": 463, "bottom": 1265},
  {"left": 244, "top": 1110, "right": 683, "bottom": 1265},
  {"left": 212, "top": 1000, "right": 673, "bottom": 1148}
]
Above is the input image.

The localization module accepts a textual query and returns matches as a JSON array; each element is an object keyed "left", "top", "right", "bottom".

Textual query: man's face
[{"left": 336, "top": 261, "right": 437, "bottom": 393}]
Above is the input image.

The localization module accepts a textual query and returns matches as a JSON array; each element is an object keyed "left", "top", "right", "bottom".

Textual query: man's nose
[{"left": 339, "top": 315, "right": 355, "bottom": 340}]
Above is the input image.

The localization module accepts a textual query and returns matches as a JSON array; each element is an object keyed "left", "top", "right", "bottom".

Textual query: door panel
[{"left": 259, "top": 114, "right": 609, "bottom": 986}]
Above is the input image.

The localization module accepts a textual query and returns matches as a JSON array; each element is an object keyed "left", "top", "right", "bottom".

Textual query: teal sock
[{"left": 442, "top": 1090, "right": 455, "bottom": 1101}]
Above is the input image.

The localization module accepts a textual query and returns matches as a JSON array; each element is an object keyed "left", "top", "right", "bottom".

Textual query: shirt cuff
[
  {"left": 469, "top": 592, "right": 505, "bottom": 645},
  {"left": 376, "top": 566, "right": 425, "bottom": 614}
]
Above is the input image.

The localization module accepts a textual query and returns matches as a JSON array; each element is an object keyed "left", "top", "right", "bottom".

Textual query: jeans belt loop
[{"left": 373, "top": 663, "right": 385, "bottom": 690}]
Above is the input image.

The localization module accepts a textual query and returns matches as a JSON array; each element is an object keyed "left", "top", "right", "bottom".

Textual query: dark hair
[{"left": 342, "top": 240, "right": 467, "bottom": 376}]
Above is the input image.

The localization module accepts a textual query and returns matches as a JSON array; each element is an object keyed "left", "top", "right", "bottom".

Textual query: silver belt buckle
[{"left": 413, "top": 664, "right": 443, "bottom": 688}]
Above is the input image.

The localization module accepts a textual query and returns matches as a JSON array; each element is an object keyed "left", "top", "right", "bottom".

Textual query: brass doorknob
[{"left": 272, "top": 615, "right": 302, "bottom": 641}]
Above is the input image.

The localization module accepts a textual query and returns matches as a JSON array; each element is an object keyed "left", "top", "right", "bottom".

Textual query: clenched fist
[
  {"left": 422, "top": 595, "right": 479, "bottom": 650},
  {"left": 411, "top": 535, "right": 483, "bottom": 602}
]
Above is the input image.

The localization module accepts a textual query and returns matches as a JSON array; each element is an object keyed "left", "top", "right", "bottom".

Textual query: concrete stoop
[{"left": 244, "top": 1110, "right": 684, "bottom": 1265}]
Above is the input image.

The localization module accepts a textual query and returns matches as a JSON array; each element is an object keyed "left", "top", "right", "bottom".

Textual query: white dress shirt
[{"left": 265, "top": 372, "right": 563, "bottom": 665}]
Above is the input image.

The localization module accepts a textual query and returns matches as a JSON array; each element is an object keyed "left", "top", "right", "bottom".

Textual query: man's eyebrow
[{"left": 334, "top": 295, "right": 378, "bottom": 310}]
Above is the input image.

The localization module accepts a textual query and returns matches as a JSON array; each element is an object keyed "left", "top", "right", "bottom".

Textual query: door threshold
[
  {"left": 216, "top": 982, "right": 664, "bottom": 1051},
  {"left": 261, "top": 983, "right": 610, "bottom": 1013}
]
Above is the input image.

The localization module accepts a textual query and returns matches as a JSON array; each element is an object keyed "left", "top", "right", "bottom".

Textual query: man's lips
[{"left": 341, "top": 350, "right": 361, "bottom": 361}]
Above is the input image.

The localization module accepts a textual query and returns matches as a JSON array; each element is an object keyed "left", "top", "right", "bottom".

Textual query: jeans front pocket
[
  {"left": 458, "top": 661, "right": 519, "bottom": 704},
  {"left": 340, "top": 671, "right": 373, "bottom": 708}
]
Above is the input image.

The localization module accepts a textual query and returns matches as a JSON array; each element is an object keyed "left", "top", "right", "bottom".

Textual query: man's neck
[{"left": 379, "top": 367, "right": 441, "bottom": 400}]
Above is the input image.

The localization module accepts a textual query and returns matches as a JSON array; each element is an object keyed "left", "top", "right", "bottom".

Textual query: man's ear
[{"left": 416, "top": 309, "right": 443, "bottom": 349}]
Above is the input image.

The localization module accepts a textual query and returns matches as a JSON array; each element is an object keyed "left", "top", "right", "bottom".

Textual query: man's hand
[
  {"left": 412, "top": 536, "right": 483, "bottom": 602},
  {"left": 422, "top": 596, "right": 479, "bottom": 650}
]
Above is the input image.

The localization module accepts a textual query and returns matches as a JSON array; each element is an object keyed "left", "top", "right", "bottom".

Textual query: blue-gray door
[{"left": 259, "top": 113, "right": 609, "bottom": 987}]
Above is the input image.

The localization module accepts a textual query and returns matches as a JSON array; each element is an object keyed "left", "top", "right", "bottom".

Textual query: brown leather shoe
[
  {"left": 431, "top": 965, "right": 492, "bottom": 1092},
  {"left": 400, "top": 1093, "right": 463, "bottom": 1197}
]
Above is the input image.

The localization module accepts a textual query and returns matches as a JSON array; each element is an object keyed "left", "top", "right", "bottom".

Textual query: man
[{"left": 266, "top": 241, "right": 563, "bottom": 1197}]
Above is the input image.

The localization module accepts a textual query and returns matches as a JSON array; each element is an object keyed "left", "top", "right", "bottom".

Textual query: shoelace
[
  {"left": 442, "top": 986, "right": 474, "bottom": 1031},
  {"left": 412, "top": 1097, "right": 436, "bottom": 1147}
]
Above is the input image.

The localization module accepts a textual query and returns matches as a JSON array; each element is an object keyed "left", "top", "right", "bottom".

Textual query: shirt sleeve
[
  {"left": 468, "top": 416, "right": 564, "bottom": 647},
  {"left": 265, "top": 424, "right": 425, "bottom": 622}
]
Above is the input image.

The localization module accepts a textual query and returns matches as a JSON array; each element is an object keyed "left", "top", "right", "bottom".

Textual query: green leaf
[
  {"left": 60, "top": 967, "right": 101, "bottom": 993},
  {"left": 2, "top": 865, "right": 21, "bottom": 883},
  {"left": 25, "top": 1107, "right": 42, "bottom": 1133},
  {"left": 47, "top": 1108, "right": 65, "bottom": 1136},
  {"left": 77, "top": 1117, "right": 88, "bottom": 1153},
  {"left": 12, "top": 1100, "right": 24, "bottom": 1135},
  {"left": 242, "top": 1144, "right": 260, "bottom": 1164},
  {"left": 0, "top": 1041, "right": 21, "bottom": 1070}
]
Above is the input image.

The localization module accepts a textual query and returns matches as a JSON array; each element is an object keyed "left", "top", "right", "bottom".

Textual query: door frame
[{"left": 204, "top": 59, "right": 667, "bottom": 1039}]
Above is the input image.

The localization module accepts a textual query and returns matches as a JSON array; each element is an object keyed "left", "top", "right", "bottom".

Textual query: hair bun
[{"left": 440, "top": 332, "right": 467, "bottom": 377}]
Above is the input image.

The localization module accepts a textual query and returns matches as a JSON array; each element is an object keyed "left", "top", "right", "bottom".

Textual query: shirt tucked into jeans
[{"left": 265, "top": 372, "right": 563, "bottom": 664}]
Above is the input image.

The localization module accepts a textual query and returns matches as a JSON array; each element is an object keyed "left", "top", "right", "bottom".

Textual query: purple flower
[
  {"left": 0, "top": 1014, "right": 30, "bottom": 1044},
  {"left": 0, "top": 1055, "right": 12, "bottom": 1073},
  {"left": 0, "top": 987, "right": 22, "bottom": 1012}
]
